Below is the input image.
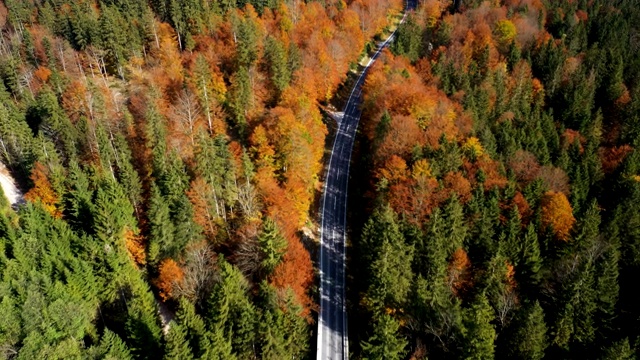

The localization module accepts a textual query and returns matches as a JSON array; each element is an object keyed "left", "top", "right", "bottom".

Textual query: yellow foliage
[
  {"left": 494, "top": 19, "right": 517, "bottom": 46},
  {"left": 411, "top": 99, "right": 436, "bottom": 130},
  {"left": 412, "top": 159, "right": 432, "bottom": 180},
  {"left": 463, "top": 137, "right": 484, "bottom": 157}
]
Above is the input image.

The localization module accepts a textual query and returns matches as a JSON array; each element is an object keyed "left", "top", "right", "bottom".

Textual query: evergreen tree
[
  {"left": 463, "top": 294, "right": 496, "bottom": 360},
  {"left": 360, "top": 313, "right": 407, "bottom": 360},
  {"left": 600, "top": 338, "right": 635, "bottom": 360},
  {"left": 507, "top": 301, "right": 547, "bottom": 360},
  {"left": 264, "top": 36, "right": 291, "bottom": 99},
  {"left": 362, "top": 206, "right": 414, "bottom": 312},
  {"left": 164, "top": 324, "right": 194, "bottom": 360},
  {"left": 148, "top": 183, "right": 175, "bottom": 265},
  {"left": 91, "top": 329, "right": 133, "bottom": 360},
  {"left": 257, "top": 217, "right": 287, "bottom": 275}
]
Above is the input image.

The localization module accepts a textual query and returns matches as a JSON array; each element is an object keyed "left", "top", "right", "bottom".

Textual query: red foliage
[
  {"left": 600, "top": 145, "right": 633, "bottom": 174},
  {"left": 512, "top": 192, "right": 532, "bottom": 223}
]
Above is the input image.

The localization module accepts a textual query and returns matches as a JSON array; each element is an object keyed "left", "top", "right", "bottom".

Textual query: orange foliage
[
  {"left": 443, "top": 171, "right": 472, "bottom": 203},
  {"left": 124, "top": 228, "right": 146, "bottom": 267},
  {"left": 250, "top": 125, "right": 276, "bottom": 173},
  {"left": 388, "top": 177, "right": 440, "bottom": 226},
  {"left": 447, "top": 248, "right": 471, "bottom": 295},
  {"left": 540, "top": 191, "right": 575, "bottom": 241},
  {"left": 271, "top": 232, "right": 314, "bottom": 319},
  {"left": 34, "top": 66, "right": 52, "bottom": 83},
  {"left": 61, "top": 80, "right": 90, "bottom": 122},
  {"left": 377, "top": 115, "right": 424, "bottom": 162},
  {"left": 377, "top": 155, "right": 409, "bottom": 184},
  {"left": 476, "top": 155, "right": 509, "bottom": 189},
  {"left": 24, "top": 162, "right": 61, "bottom": 218},
  {"left": 187, "top": 177, "right": 218, "bottom": 241},
  {"left": 155, "top": 258, "right": 184, "bottom": 301}
]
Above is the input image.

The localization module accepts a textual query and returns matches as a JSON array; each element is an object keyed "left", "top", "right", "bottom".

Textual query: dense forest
[
  {"left": 2, "top": 0, "right": 640, "bottom": 358},
  {"left": 351, "top": 0, "right": 640, "bottom": 359},
  {"left": 0, "top": 0, "right": 402, "bottom": 358}
]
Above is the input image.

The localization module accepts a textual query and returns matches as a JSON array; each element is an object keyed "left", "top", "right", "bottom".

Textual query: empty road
[{"left": 316, "top": 2, "right": 415, "bottom": 359}]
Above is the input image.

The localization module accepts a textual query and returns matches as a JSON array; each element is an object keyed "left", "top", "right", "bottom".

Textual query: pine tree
[
  {"left": 600, "top": 338, "right": 634, "bottom": 360},
  {"left": 462, "top": 294, "right": 496, "bottom": 360},
  {"left": 258, "top": 309, "right": 288, "bottom": 360},
  {"left": 507, "top": 301, "right": 547, "bottom": 360},
  {"left": 518, "top": 224, "right": 542, "bottom": 289},
  {"left": 264, "top": 36, "right": 290, "bottom": 99},
  {"left": 257, "top": 217, "right": 287, "bottom": 276},
  {"left": 164, "top": 323, "right": 194, "bottom": 360},
  {"left": 208, "top": 260, "right": 257, "bottom": 358},
  {"left": 171, "top": 194, "right": 202, "bottom": 255},
  {"left": 360, "top": 313, "right": 407, "bottom": 360},
  {"left": 175, "top": 298, "right": 207, "bottom": 358},
  {"left": 147, "top": 183, "right": 175, "bottom": 265},
  {"left": 362, "top": 206, "right": 414, "bottom": 312},
  {"left": 228, "top": 66, "right": 251, "bottom": 134},
  {"left": 92, "top": 329, "right": 133, "bottom": 360},
  {"left": 442, "top": 196, "right": 468, "bottom": 255}
]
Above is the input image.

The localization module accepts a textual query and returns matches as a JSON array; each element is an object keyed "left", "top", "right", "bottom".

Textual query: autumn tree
[
  {"left": 540, "top": 191, "right": 576, "bottom": 241},
  {"left": 156, "top": 258, "right": 185, "bottom": 301},
  {"left": 24, "top": 162, "right": 61, "bottom": 218}
]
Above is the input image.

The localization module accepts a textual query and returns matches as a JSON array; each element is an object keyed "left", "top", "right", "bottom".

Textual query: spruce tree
[
  {"left": 508, "top": 301, "right": 547, "bottom": 360},
  {"left": 164, "top": 324, "right": 194, "bottom": 360},
  {"left": 360, "top": 313, "right": 407, "bottom": 360},
  {"left": 462, "top": 294, "right": 496, "bottom": 360},
  {"left": 257, "top": 217, "right": 287, "bottom": 276}
]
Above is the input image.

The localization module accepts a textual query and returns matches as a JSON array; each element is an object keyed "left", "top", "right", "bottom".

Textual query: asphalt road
[{"left": 316, "top": 3, "right": 414, "bottom": 359}]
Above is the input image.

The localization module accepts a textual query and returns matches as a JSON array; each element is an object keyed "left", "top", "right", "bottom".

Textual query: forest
[
  {"left": 1, "top": 0, "right": 640, "bottom": 359},
  {"left": 0, "top": 0, "right": 401, "bottom": 358},
  {"left": 350, "top": 0, "right": 640, "bottom": 359}
]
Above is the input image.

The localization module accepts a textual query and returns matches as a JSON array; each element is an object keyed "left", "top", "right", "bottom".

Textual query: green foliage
[
  {"left": 391, "top": 14, "right": 423, "bottom": 62},
  {"left": 462, "top": 294, "right": 496, "bottom": 360},
  {"left": 360, "top": 313, "right": 407, "bottom": 360},
  {"left": 257, "top": 217, "right": 287, "bottom": 275},
  {"left": 507, "top": 301, "right": 547, "bottom": 359},
  {"left": 361, "top": 206, "right": 414, "bottom": 312}
]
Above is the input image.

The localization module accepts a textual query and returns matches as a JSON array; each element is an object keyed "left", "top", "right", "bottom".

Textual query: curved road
[{"left": 317, "top": 2, "right": 415, "bottom": 359}]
